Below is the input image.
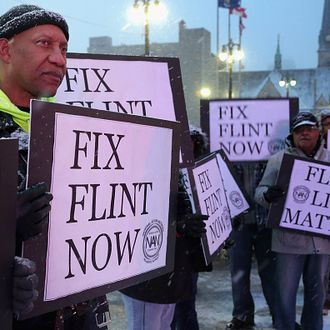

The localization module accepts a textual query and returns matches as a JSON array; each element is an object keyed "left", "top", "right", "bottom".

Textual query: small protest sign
[
  {"left": 0, "top": 138, "right": 18, "bottom": 329},
  {"left": 268, "top": 153, "right": 330, "bottom": 236},
  {"left": 189, "top": 154, "right": 232, "bottom": 264},
  {"left": 200, "top": 98, "right": 299, "bottom": 161},
  {"left": 23, "top": 100, "right": 179, "bottom": 317}
]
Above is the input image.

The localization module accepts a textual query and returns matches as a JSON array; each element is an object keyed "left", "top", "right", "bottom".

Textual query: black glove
[
  {"left": 16, "top": 182, "right": 53, "bottom": 241},
  {"left": 231, "top": 215, "right": 242, "bottom": 231},
  {"left": 12, "top": 256, "right": 39, "bottom": 315},
  {"left": 176, "top": 191, "right": 208, "bottom": 238},
  {"left": 182, "top": 213, "right": 208, "bottom": 238},
  {"left": 222, "top": 237, "right": 235, "bottom": 250},
  {"left": 264, "top": 185, "right": 285, "bottom": 203}
]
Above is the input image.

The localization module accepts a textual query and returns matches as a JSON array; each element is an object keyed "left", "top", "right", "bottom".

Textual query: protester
[
  {"left": 319, "top": 109, "right": 330, "bottom": 315},
  {"left": 0, "top": 5, "right": 108, "bottom": 329},
  {"left": 171, "top": 128, "right": 211, "bottom": 330},
  {"left": 255, "top": 112, "right": 330, "bottom": 330},
  {"left": 225, "top": 163, "right": 275, "bottom": 330},
  {"left": 320, "top": 109, "right": 330, "bottom": 149},
  {"left": 120, "top": 130, "right": 209, "bottom": 330}
]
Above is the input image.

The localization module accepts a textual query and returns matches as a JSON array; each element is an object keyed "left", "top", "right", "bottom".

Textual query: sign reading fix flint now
[
  {"left": 24, "top": 100, "right": 179, "bottom": 317},
  {"left": 200, "top": 98, "right": 299, "bottom": 162}
]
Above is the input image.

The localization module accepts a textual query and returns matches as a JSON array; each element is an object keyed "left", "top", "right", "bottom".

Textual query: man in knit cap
[{"left": 0, "top": 4, "right": 107, "bottom": 330}]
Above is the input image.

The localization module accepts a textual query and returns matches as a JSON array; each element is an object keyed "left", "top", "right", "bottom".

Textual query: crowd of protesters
[{"left": 1, "top": 4, "right": 330, "bottom": 330}]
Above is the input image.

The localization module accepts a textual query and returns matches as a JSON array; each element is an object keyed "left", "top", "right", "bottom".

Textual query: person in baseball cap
[
  {"left": 290, "top": 111, "right": 319, "bottom": 131},
  {"left": 255, "top": 109, "right": 330, "bottom": 330}
]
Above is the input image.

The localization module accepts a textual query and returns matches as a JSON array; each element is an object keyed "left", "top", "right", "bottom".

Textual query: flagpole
[
  {"left": 228, "top": 8, "right": 231, "bottom": 42},
  {"left": 217, "top": 1, "right": 220, "bottom": 56},
  {"left": 228, "top": 9, "right": 232, "bottom": 99},
  {"left": 238, "top": 16, "right": 242, "bottom": 98}
]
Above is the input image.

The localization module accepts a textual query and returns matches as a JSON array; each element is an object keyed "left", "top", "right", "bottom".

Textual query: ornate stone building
[
  {"left": 88, "top": 20, "right": 217, "bottom": 125},
  {"left": 88, "top": 0, "right": 330, "bottom": 125}
]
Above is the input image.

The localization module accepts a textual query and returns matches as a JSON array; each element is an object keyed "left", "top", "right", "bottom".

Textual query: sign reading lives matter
[
  {"left": 188, "top": 154, "right": 232, "bottom": 264},
  {"left": 23, "top": 100, "right": 179, "bottom": 317},
  {"left": 268, "top": 153, "right": 330, "bottom": 236},
  {"left": 200, "top": 98, "right": 299, "bottom": 161},
  {"left": 0, "top": 139, "right": 18, "bottom": 329},
  {"left": 55, "top": 53, "right": 194, "bottom": 166}
]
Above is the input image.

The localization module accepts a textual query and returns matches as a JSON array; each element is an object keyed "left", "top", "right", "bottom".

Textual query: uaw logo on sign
[
  {"left": 142, "top": 220, "right": 164, "bottom": 263},
  {"left": 229, "top": 191, "right": 244, "bottom": 209},
  {"left": 222, "top": 206, "right": 232, "bottom": 228},
  {"left": 268, "top": 139, "right": 285, "bottom": 155},
  {"left": 292, "top": 185, "right": 310, "bottom": 204}
]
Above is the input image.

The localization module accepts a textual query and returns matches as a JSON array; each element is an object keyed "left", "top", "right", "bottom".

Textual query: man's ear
[{"left": 0, "top": 38, "right": 11, "bottom": 63}]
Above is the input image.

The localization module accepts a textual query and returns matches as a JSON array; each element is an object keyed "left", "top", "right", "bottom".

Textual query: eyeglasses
[{"left": 293, "top": 125, "right": 319, "bottom": 134}]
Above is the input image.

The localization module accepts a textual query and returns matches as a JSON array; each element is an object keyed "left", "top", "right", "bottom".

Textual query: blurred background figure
[
  {"left": 171, "top": 127, "right": 211, "bottom": 330},
  {"left": 225, "top": 162, "right": 275, "bottom": 330},
  {"left": 320, "top": 109, "right": 330, "bottom": 148}
]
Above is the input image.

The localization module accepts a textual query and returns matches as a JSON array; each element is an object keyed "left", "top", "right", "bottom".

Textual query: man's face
[
  {"left": 6, "top": 24, "right": 67, "bottom": 102},
  {"left": 292, "top": 125, "right": 320, "bottom": 154}
]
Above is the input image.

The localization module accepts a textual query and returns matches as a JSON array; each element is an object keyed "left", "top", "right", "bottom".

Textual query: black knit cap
[{"left": 0, "top": 4, "right": 69, "bottom": 41}]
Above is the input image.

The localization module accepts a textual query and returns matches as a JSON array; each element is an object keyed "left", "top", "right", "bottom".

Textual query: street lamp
[
  {"left": 199, "top": 87, "right": 211, "bottom": 98},
  {"left": 279, "top": 75, "right": 296, "bottom": 97},
  {"left": 128, "top": 0, "right": 167, "bottom": 56},
  {"left": 219, "top": 39, "right": 244, "bottom": 99}
]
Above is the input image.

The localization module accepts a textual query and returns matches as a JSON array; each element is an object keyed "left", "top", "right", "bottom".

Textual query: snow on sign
[
  {"left": 268, "top": 153, "right": 330, "bottom": 236},
  {"left": 200, "top": 98, "right": 299, "bottom": 162},
  {"left": 23, "top": 100, "right": 179, "bottom": 317},
  {"left": 55, "top": 53, "right": 194, "bottom": 167},
  {"left": 190, "top": 154, "right": 232, "bottom": 264}
]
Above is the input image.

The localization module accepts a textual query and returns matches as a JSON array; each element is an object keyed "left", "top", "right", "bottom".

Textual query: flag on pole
[
  {"left": 229, "top": 7, "right": 247, "bottom": 18},
  {"left": 218, "top": 0, "right": 241, "bottom": 9},
  {"left": 239, "top": 16, "right": 245, "bottom": 37}
]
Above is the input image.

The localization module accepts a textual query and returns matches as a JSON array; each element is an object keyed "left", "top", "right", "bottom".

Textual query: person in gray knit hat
[
  {"left": 0, "top": 5, "right": 68, "bottom": 329},
  {"left": 0, "top": 4, "right": 107, "bottom": 330}
]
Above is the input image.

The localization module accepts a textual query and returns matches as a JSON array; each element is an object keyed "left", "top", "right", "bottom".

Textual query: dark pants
[
  {"left": 229, "top": 224, "right": 275, "bottom": 323},
  {"left": 171, "top": 272, "right": 199, "bottom": 330}
]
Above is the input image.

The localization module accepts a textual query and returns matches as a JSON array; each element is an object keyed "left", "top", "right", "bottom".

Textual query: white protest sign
[
  {"left": 278, "top": 157, "right": 330, "bottom": 235},
  {"left": 25, "top": 101, "right": 179, "bottom": 314},
  {"left": 56, "top": 57, "right": 175, "bottom": 121},
  {"left": 206, "top": 99, "right": 294, "bottom": 161},
  {"left": 215, "top": 152, "right": 250, "bottom": 217},
  {"left": 55, "top": 54, "right": 194, "bottom": 166},
  {"left": 192, "top": 155, "right": 232, "bottom": 259}
]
